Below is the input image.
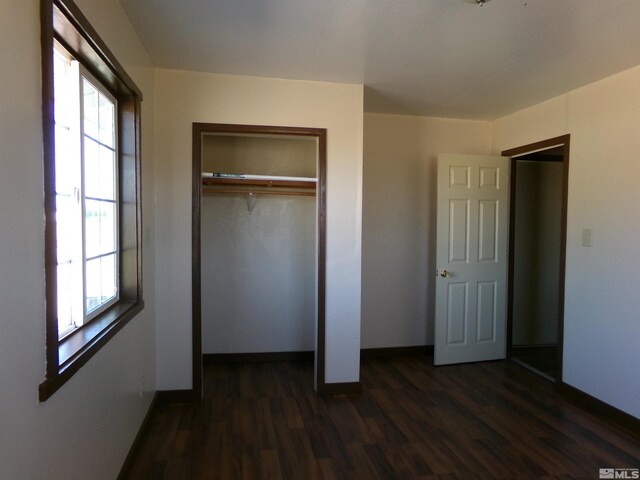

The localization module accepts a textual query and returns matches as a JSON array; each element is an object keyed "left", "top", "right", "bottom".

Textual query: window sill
[{"left": 39, "top": 300, "right": 144, "bottom": 401}]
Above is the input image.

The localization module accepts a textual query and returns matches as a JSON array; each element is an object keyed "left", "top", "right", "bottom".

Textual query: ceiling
[{"left": 119, "top": 0, "right": 640, "bottom": 120}]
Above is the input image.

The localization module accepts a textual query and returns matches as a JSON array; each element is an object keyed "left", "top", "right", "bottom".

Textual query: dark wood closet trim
[
  {"left": 503, "top": 134, "right": 570, "bottom": 383},
  {"left": 192, "top": 123, "right": 327, "bottom": 399}
]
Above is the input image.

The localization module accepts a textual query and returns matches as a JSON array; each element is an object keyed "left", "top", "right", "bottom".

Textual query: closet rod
[
  {"left": 202, "top": 172, "right": 317, "bottom": 182},
  {"left": 203, "top": 188, "right": 315, "bottom": 197}
]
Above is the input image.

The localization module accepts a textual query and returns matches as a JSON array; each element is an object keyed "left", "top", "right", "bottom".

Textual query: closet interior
[
  {"left": 199, "top": 132, "right": 319, "bottom": 357},
  {"left": 510, "top": 147, "right": 564, "bottom": 380}
]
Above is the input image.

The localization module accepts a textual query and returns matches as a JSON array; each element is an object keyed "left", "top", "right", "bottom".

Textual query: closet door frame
[{"left": 192, "top": 123, "right": 327, "bottom": 398}]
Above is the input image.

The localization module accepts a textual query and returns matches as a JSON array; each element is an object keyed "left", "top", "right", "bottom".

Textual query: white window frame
[
  {"left": 53, "top": 43, "right": 120, "bottom": 339},
  {"left": 53, "top": 43, "right": 82, "bottom": 339},
  {"left": 79, "top": 66, "right": 120, "bottom": 323}
]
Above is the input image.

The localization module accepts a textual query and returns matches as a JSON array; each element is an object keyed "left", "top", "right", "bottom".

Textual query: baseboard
[
  {"left": 156, "top": 389, "right": 199, "bottom": 404},
  {"left": 512, "top": 344, "right": 557, "bottom": 349},
  {"left": 361, "top": 345, "right": 433, "bottom": 358},
  {"left": 511, "top": 357, "right": 556, "bottom": 383},
  {"left": 559, "top": 382, "right": 640, "bottom": 441},
  {"left": 203, "top": 351, "right": 314, "bottom": 363},
  {"left": 316, "top": 381, "right": 362, "bottom": 395},
  {"left": 202, "top": 346, "right": 433, "bottom": 365},
  {"left": 117, "top": 392, "right": 159, "bottom": 480}
]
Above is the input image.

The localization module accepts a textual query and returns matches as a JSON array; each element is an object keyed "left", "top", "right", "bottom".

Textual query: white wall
[
  {"left": 493, "top": 65, "right": 640, "bottom": 418},
  {"left": 362, "top": 113, "right": 492, "bottom": 348},
  {"left": 0, "top": 1, "right": 157, "bottom": 479},
  {"left": 154, "top": 70, "right": 363, "bottom": 388},
  {"left": 512, "top": 161, "right": 562, "bottom": 345},
  {"left": 201, "top": 135, "right": 316, "bottom": 353},
  {"left": 202, "top": 195, "right": 316, "bottom": 353}
]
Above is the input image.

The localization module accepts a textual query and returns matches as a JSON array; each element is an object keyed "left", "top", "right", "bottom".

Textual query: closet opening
[
  {"left": 503, "top": 135, "right": 570, "bottom": 382},
  {"left": 192, "top": 123, "right": 327, "bottom": 398}
]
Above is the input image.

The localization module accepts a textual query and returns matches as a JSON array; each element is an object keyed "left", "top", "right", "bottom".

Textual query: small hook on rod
[{"left": 247, "top": 191, "right": 255, "bottom": 212}]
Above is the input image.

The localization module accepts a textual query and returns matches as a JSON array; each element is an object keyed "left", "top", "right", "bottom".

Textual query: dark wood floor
[{"left": 123, "top": 355, "right": 640, "bottom": 479}]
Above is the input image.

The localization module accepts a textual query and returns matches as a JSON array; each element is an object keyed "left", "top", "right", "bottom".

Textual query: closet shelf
[
  {"left": 202, "top": 177, "right": 316, "bottom": 189},
  {"left": 205, "top": 188, "right": 315, "bottom": 197},
  {"left": 202, "top": 173, "right": 317, "bottom": 198}
]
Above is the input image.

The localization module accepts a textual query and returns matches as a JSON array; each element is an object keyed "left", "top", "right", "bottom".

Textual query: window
[
  {"left": 40, "top": 0, "right": 144, "bottom": 401},
  {"left": 55, "top": 47, "right": 120, "bottom": 339}
]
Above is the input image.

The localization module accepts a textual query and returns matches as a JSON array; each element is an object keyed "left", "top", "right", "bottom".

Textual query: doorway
[
  {"left": 192, "top": 123, "right": 327, "bottom": 399},
  {"left": 503, "top": 135, "right": 570, "bottom": 382}
]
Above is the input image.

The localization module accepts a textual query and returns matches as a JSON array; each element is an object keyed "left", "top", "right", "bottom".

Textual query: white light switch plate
[{"left": 582, "top": 228, "right": 593, "bottom": 247}]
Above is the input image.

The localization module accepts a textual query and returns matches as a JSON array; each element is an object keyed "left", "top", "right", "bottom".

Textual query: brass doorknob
[{"left": 439, "top": 270, "right": 450, "bottom": 278}]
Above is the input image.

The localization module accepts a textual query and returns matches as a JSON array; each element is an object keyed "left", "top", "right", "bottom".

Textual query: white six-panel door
[{"left": 435, "top": 154, "right": 509, "bottom": 365}]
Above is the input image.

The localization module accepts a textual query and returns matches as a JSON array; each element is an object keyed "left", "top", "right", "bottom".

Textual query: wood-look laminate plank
[{"left": 122, "top": 356, "right": 640, "bottom": 479}]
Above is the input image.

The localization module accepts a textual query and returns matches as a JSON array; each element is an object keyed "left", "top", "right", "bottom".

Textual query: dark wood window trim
[{"left": 39, "top": 0, "right": 144, "bottom": 401}]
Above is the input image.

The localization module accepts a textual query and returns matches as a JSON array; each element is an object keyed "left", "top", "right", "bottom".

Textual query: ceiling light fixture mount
[{"left": 463, "top": 0, "right": 492, "bottom": 6}]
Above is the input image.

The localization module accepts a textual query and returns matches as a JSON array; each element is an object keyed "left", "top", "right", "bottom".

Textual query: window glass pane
[
  {"left": 86, "top": 254, "right": 117, "bottom": 314},
  {"left": 85, "top": 199, "right": 116, "bottom": 258},
  {"left": 99, "top": 93, "right": 115, "bottom": 148},
  {"left": 54, "top": 45, "right": 85, "bottom": 339},
  {"left": 57, "top": 255, "right": 83, "bottom": 337},
  {"left": 84, "top": 200, "right": 102, "bottom": 258},
  {"left": 53, "top": 49, "right": 71, "bottom": 128},
  {"left": 84, "top": 139, "right": 115, "bottom": 201},
  {"left": 100, "top": 254, "right": 117, "bottom": 303},
  {"left": 100, "top": 201, "right": 116, "bottom": 254},
  {"left": 99, "top": 145, "right": 116, "bottom": 201},
  {"left": 85, "top": 257, "right": 100, "bottom": 313},
  {"left": 83, "top": 79, "right": 99, "bottom": 140},
  {"left": 57, "top": 262, "right": 74, "bottom": 335},
  {"left": 82, "top": 74, "right": 119, "bottom": 318},
  {"left": 55, "top": 124, "right": 78, "bottom": 195},
  {"left": 84, "top": 136, "right": 100, "bottom": 199},
  {"left": 56, "top": 193, "right": 75, "bottom": 263},
  {"left": 84, "top": 199, "right": 101, "bottom": 259},
  {"left": 54, "top": 49, "right": 80, "bottom": 199}
]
